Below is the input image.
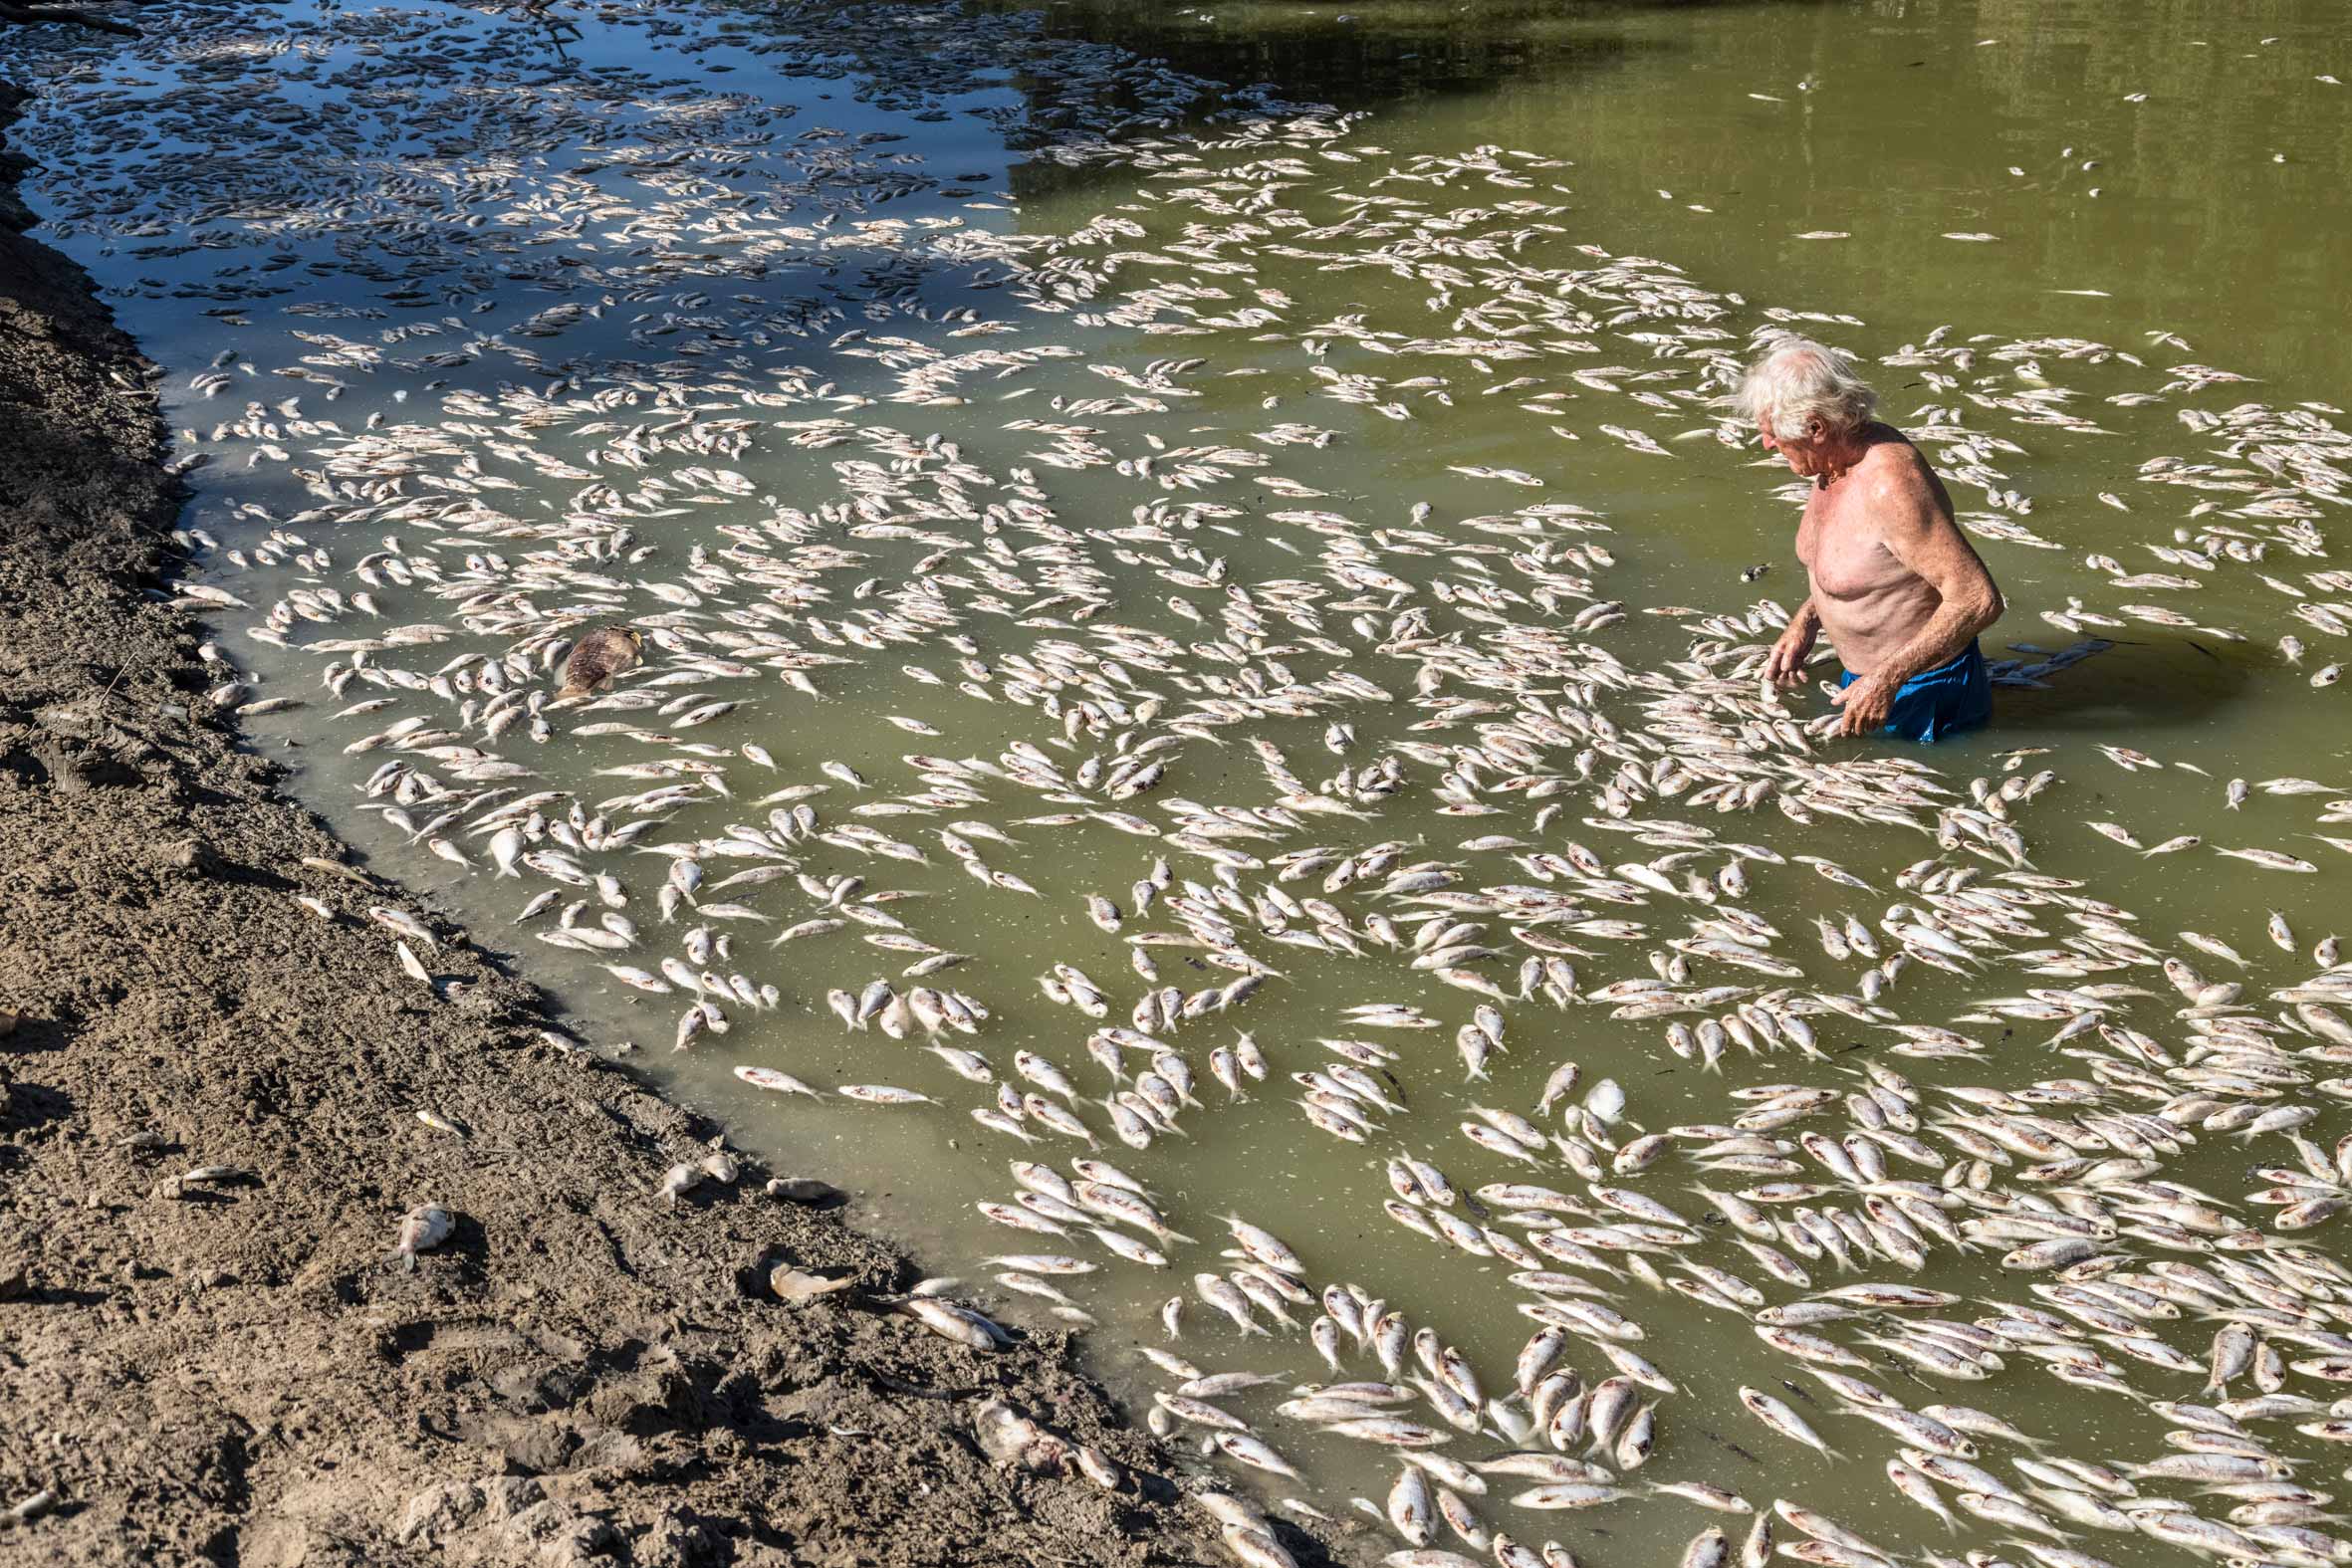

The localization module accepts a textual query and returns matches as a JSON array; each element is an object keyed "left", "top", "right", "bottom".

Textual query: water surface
[{"left": 5, "top": 1, "right": 2350, "bottom": 1563}]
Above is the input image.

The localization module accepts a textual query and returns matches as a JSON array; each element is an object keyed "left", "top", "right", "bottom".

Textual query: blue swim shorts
[{"left": 1837, "top": 640, "right": 1992, "bottom": 743}]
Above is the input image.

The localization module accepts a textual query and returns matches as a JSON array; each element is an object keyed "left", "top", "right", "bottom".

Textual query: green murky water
[{"left": 6, "top": 1, "right": 2350, "bottom": 1563}]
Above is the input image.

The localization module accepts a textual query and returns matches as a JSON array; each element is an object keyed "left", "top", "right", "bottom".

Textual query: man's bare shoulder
[
  {"left": 1856, "top": 431, "right": 1947, "bottom": 521},
  {"left": 1855, "top": 426, "right": 1931, "bottom": 480}
]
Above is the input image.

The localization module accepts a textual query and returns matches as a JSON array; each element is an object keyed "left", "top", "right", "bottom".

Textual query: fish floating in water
[{"left": 15, "top": 5, "right": 2352, "bottom": 1565}]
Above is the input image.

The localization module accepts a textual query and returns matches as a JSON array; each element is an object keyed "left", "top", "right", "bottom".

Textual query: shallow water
[{"left": 7, "top": 0, "right": 2352, "bottom": 1563}]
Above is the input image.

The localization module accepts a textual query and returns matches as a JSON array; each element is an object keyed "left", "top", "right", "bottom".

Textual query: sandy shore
[{"left": 0, "top": 76, "right": 1297, "bottom": 1568}]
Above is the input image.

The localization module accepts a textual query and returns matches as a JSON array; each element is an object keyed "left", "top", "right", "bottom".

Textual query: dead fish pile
[{"left": 10, "top": 3, "right": 2352, "bottom": 1567}]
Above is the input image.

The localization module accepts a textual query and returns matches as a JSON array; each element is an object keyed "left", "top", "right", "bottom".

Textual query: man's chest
[{"left": 1798, "top": 492, "right": 1900, "bottom": 597}]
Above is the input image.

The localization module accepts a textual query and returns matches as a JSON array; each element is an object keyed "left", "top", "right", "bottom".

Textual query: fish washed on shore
[{"left": 6, "top": 2, "right": 2352, "bottom": 1567}]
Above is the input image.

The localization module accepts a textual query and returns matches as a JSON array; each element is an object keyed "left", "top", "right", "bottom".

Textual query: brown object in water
[{"left": 557, "top": 625, "right": 643, "bottom": 699}]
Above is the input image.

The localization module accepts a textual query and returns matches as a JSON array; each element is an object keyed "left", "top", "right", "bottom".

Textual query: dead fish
[
  {"left": 388, "top": 1202, "right": 452, "bottom": 1270},
  {"left": 838, "top": 1084, "right": 933, "bottom": 1105}
]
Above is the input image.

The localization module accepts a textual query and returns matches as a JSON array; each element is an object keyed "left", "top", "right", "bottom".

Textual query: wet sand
[{"left": 0, "top": 77, "right": 1291, "bottom": 1568}]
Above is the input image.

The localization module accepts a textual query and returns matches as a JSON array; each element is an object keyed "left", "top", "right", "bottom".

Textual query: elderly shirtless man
[{"left": 1734, "top": 337, "right": 2005, "bottom": 741}]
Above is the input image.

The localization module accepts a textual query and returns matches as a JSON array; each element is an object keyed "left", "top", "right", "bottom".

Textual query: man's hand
[
  {"left": 1829, "top": 671, "right": 1898, "bottom": 737},
  {"left": 1763, "top": 619, "right": 1817, "bottom": 688}
]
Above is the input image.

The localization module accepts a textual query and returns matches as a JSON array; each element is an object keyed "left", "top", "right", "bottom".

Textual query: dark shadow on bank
[
  {"left": 958, "top": 0, "right": 1816, "bottom": 199},
  {"left": 990, "top": 0, "right": 1645, "bottom": 112}
]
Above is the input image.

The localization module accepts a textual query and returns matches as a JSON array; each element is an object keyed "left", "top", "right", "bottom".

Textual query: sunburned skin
[{"left": 1760, "top": 418, "right": 2006, "bottom": 734}]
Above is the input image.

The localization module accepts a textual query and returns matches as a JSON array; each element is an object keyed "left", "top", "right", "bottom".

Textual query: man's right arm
[{"left": 1764, "top": 596, "right": 1821, "bottom": 687}]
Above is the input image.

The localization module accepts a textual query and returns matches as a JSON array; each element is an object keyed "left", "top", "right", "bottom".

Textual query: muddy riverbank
[{"left": 0, "top": 75, "right": 1282, "bottom": 1568}]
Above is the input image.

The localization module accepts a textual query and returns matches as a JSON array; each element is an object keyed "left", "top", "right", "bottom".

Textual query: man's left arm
[{"left": 1832, "top": 466, "right": 2005, "bottom": 736}]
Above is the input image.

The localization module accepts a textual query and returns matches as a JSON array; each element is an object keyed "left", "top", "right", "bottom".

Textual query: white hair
[{"left": 1728, "top": 336, "right": 1877, "bottom": 440}]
